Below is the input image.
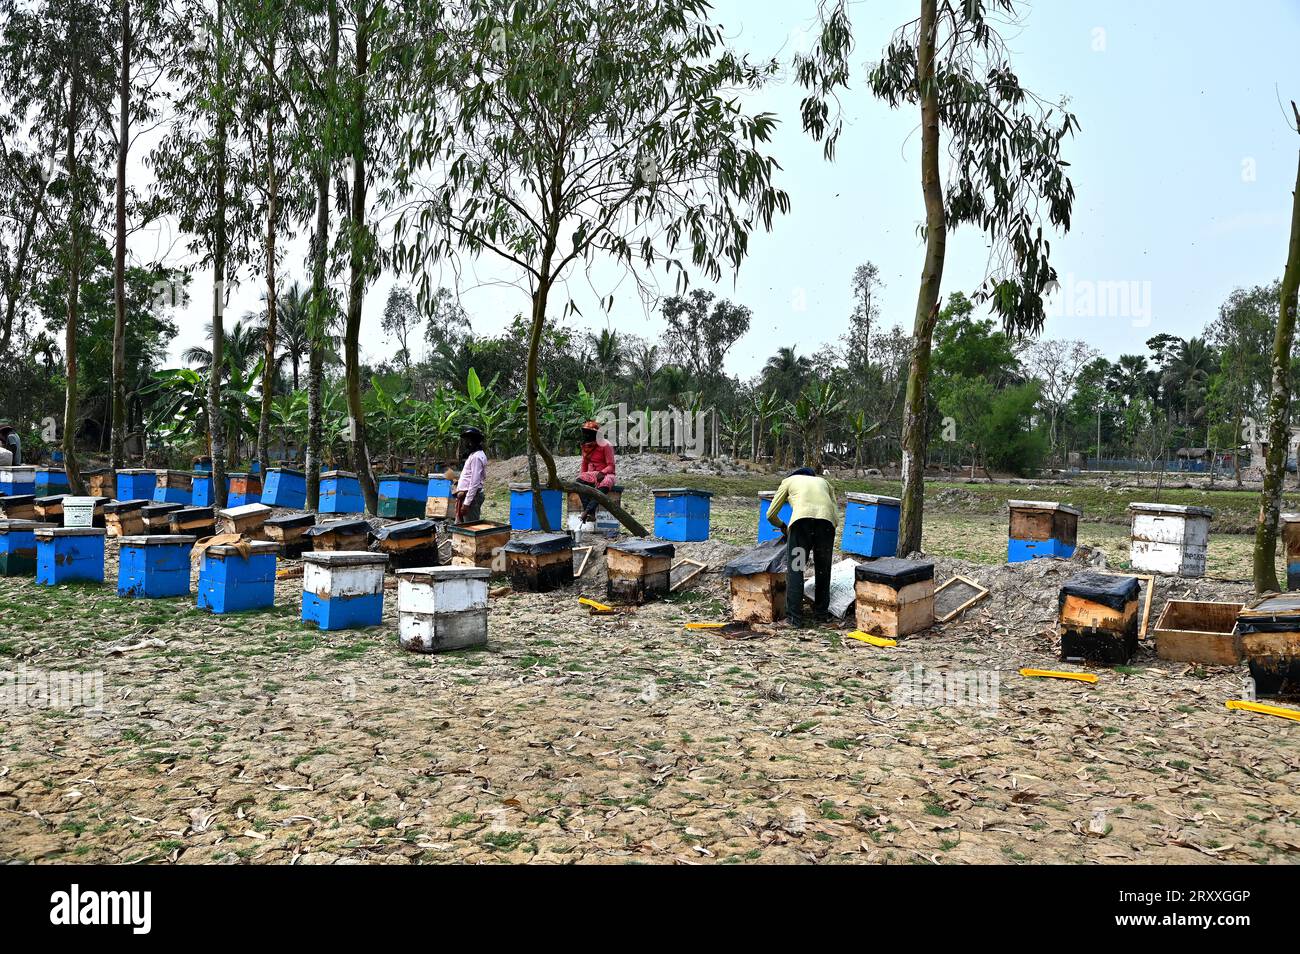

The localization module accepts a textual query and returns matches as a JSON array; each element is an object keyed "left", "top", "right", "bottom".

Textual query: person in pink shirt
[
  {"left": 455, "top": 427, "right": 487, "bottom": 523},
  {"left": 576, "top": 419, "right": 615, "bottom": 520}
]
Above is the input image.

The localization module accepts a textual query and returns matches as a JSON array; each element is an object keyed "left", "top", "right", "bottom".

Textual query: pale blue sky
[{"left": 157, "top": 0, "right": 1300, "bottom": 381}]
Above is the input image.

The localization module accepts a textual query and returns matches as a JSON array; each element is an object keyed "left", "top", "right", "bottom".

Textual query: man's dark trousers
[{"left": 786, "top": 517, "right": 834, "bottom": 625}]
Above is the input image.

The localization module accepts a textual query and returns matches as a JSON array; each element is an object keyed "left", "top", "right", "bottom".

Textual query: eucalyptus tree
[
  {"left": 0, "top": 0, "right": 118, "bottom": 492},
  {"left": 392, "top": 0, "right": 788, "bottom": 533},
  {"left": 798, "top": 0, "right": 1076, "bottom": 555},
  {"left": 0, "top": 117, "right": 53, "bottom": 359}
]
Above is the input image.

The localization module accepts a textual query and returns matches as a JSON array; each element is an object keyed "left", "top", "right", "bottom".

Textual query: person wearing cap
[
  {"left": 0, "top": 422, "right": 20, "bottom": 466},
  {"left": 455, "top": 427, "right": 488, "bottom": 523},
  {"left": 576, "top": 419, "right": 616, "bottom": 521},
  {"left": 766, "top": 466, "right": 838, "bottom": 627}
]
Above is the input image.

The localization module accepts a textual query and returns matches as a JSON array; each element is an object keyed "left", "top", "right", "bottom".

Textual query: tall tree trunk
[
  {"left": 1, "top": 166, "right": 50, "bottom": 356},
  {"left": 344, "top": 3, "right": 377, "bottom": 514},
  {"left": 256, "top": 45, "right": 279, "bottom": 476},
  {"left": 304, "top": 0, "right": 339, "bottom": 510},
  {"left": 110, "top": 0, "right": 131, "bottom": 469},
  {"left": 897, "top": 0, "right": 945, "bottom": 557},
  {"left": 62, "top": 64, "right": 85, "bottom": 495},
  {"left": 1253, "top": 130, "right": 1300, "bottom": 593},
  {"left": 208, "top": 0, "right": 229, "bottom": 507}
]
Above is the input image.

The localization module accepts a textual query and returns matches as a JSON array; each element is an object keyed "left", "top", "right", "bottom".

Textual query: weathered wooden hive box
[
  {"left": 372, "top": 518, "right": 440, "bottom": 570},
  {"left": 606, "top": 538, "right": 675, "bottom": 604},
  {"left": 33, "top": 467, "right": 70, "bottom": 495},
  {"left": 34, "top": 526, "right": 106, "bottom": 585},
  {"left": 450, "top": 521, "right": 511, "bottom": 569},
  {"left": 652, "top": 489, "right": 712, "bottom": 542},
  {"left": 306, "top": 518, "right": 371, "bottom": 552},
  {"left": 151, "top": 470, "right": 193, "bottom": 505},
  {"left": 115, "top": 468, "right": 156, "bottom": 502},
  {"left": 568, "top": 485, "right": 623, "bottom": 520},
  {"left": 0, "top": 493, "right": 37, "bottom": 521},
  {"left": 377, "top": 474, "right": 426, "bottom": 519},
  {"left": 1058, "top": 571, "right": 1140, "bottom": 665},
  {"left": 196, "top": 540, "right": 279, "bottom": 614},
  {"left": 168, "top": 506, "right": 216, "bottom": 538},
  {"left": 723, "top": 540, "right": 787, "bottom": 623},
  {"left": 1282, "top": 513, "right": 1300, "bottom": 591},
  {"left": 320, "top": 471, "right": 364, "bottom": 514},
  {"left": 509, "top": 483, "right": 563, "bottom": 531},
  {"left": 264, "top": 512, "right": 316, "bottom": 557},
  {"left": 1007, "top": 500, "right": 1079, "bottom": 562},
  {"left": 1154, "top": 600, "right": 1243, "bottom": 665},
  {"left": 397, "top": 565, "right": 490, "bottom": 653},
  {"left": 117, "top": 535, "right": 195, "bottom": 599},
  {"left": 425, "top": 474, "right": 457, "bottom": 519},
  {"left": 0, "top": 519, "right": 52, "bottom": 575},
  {"left": 854, "top": 557, "right": 935, "bottom": 638},
  {"left": 1236, "top": 595, "right": 1300, "bottom": 698},
  {"left": 142, "top": 502, "right": 184, "bottom": 534},
  {"left": 34, "top": 494, "right": 65, "bottom": 523},
  {"left": 503, "top": 531, "right": 574, "bottom": 592},
  {"left": 756, "top": 490, "right": 793, "bottom": 544},
  {"left": 0, "top": 465, "right": 37, "bottom": 496},
  {"left": 103, "top": 498, "right": 149, "bottom": 537},
  {"left": 217, "top": 502, "right": 272, "bottom": 538},
  {"left": 262, "top": 467, "right": 307, "bottom": 509},
  {"left": 842, "top": 493, "right": 902, "bottom": 558},
  {"left": 226, "top": 472, "right": 263, "bottom": 508},
  {"left": 1128, "top": 503, "right": 1212, "bottom": 577},
  {"left": 83, "top": 468, "right": 115, "bottom": 500},
  {"left": 301, "top": 551, "right": 388, "bottom": 630}
]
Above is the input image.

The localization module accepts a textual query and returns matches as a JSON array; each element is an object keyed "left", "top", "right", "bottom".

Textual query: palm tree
[
  {"left": 762, "top": 346, "right": 813, "bottom": 403},
  {"left": 627, "top": 339, "right": 660, "bottom": 403},
  {"left": 1163, "top": 337, "right": 1217, "bottom": 432},
  {"left": 272, "top": 282, "right": 312, "bottom": 390},
  {"left": 587, "top": 328, "right": 625, "bottom": 384},
  {"left": 183, "top": 318, "right": 263, "bottom": 378}
]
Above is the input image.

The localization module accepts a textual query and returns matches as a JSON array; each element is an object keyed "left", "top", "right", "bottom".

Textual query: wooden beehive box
[
  {"left": 168, "top": 506, "right": 216, "bottom": 537},
  {"left": 1058, "top": 571, "right": 1141, "bottom": 665},
  {"left": 264, "top": 512, "right": 317, "bottom": 557},
  {"left": 217, "top": 502, "right": 272, "bottom": 538},
  {"left": 141, "top": 502, "right": 184, "bottom": 533},
  {"left": 34, "top": 494, "right": 66, "bottom": 523},
  {"left": 1154, "top": 600, "right": 1243, "bottom": 665},
  {"left": 397, "top": 566, "right": 490, "bottom": 653},
  {"left": 1282, "top": 513, "right": 1300, "bottom": 591},
  {"left": 84, "top": 468, "right": 115, "bottom": 499},
  {"left": 606, "top": 538, "right": 675, "bottom": 604},
  {"left": 425, "top": 474, "right": 457, "bottom": 519},
  {"left": 1236, "top": 595, "right": 1300, "bottom": 698},
  {"left": 722, "top": 541, "right": 787, "bottom": 623},
  {"left": 1007, "top": 499, "right": 1080, "bottom": 561},
  {"left": 0, "top": 494, "right": 37, "bottom": 521},
  {"left": 305, "top": 518, "right": 371, "bottom": 552},
  {"left": 503, "top": 531, "right": 574, "bottom": 592},
  {"left": 103, "top": 498, "right": 148, "bottom": 537},
  {"left": 449, "top": 520, "right": 511, "bottom": 569},
  {"left": 372, "top": 518, "right": 440, "bottom": 570},
  {"left": 854, "top": 558, "right": 935, "bottom": 638},
  {"left": 1128, "top": 503, "right": 1213, "bottom": 577}
]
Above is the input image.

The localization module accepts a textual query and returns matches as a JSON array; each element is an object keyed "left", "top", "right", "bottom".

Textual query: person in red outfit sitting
[{"left": 576, "top": 420, "right": 615, "bottom": 521}]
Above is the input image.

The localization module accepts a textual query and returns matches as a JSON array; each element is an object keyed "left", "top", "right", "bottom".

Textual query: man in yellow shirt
[{"left": 767, "top": 467, "right": 838, "bottom": 627}]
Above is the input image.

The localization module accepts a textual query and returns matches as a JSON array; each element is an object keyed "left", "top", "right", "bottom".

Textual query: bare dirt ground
[{"left": 1, "top": 497, "right": 1298, "bottom": 865}]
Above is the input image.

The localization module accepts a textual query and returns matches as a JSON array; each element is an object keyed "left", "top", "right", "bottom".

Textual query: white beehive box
[
  {"left": 63, "top": 496, "right": 98, "bottom": 528},
  {"left": 396, "top": 566, "right": 489, "bottom": 653},
  {"left": 1128, "top": 503, "right": 1213, "bottom": 577}
]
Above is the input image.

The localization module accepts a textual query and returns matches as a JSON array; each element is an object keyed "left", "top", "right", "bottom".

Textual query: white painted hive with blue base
[{"left": 397, "top": 565, "right": 490, "bottom": 653}]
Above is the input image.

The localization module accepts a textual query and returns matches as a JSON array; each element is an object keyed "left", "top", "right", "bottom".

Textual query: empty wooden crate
[
  {"left": 606, "top": 538, "right": 675, "bottom": 604},
  {"left": 503, "top": 531, "right": 574, "bottom": 592},
  {"left": 449, "top": 521, "right": 511, "bottom": 569},
  {"left": 854, "top": 558, "right": 935, "bottom": 638},
  {"left": 1154, "top": 600, "right": 1243, "bottom": 665},
  {"left": 1058, "top": 571, "right": 1140, "bottom": 665}
]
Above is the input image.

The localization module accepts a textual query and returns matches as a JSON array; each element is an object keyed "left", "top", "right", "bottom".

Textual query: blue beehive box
[
  {"left": 842, "top": 492, "right": 901, "bottom": 558},
  {"left": 193, "top": 458, "right": 213, "bottom": 474},
  {"left": 263, "top": 467, "right": 308, "bottom": 509},
  {"left": 757, "top": 491, "right": 793, "bottom": 542},
  {"left": 33, "top": 467, "right": 70, "bottom": 495},
  {"left": 196, "top": 541, "right": 278, "bottom": 614},
  {"left": 0, "top": 466, "right": 36, "bottom": 496},
  {"left": 151, "top": 470, "right": 193, "bottom": 505},
  {"left": 652, "top": 488, "right": 712, "bottom": 542},
  {"left": 301, "top": 551, "right": 387, "bottom": 630},
  {"left": 426, "top": 474, "right": 455, "bottom": 519},
  {"left": 1007, "top": 500, "right": 1079, "bottom": 563},
  {"left": 116, "top": 469, "right": 156, "bottom": 502},
  {"left": 509, "top": 483, "right": 563, "bottom": 531},
  {"left": 321, "top": 470, "right": 364, "bottom": 514},
  {"left": 35, "top": 527, "right": 106, "bottom": 585},
  {"left": 1284, "top": 515, "right": 1300, "bottom": 591},
  {"left": 378, "top": 474, "right": 424, "bottom": 519},
  {"left": 118, "top": 535, "right": 195, "bottom": 598},
  {"left": 227, "top": 473, "right": 262, "bottom": 508},
  {"left": 0, "top": 519, "right": 48, "bottom": 575}
]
